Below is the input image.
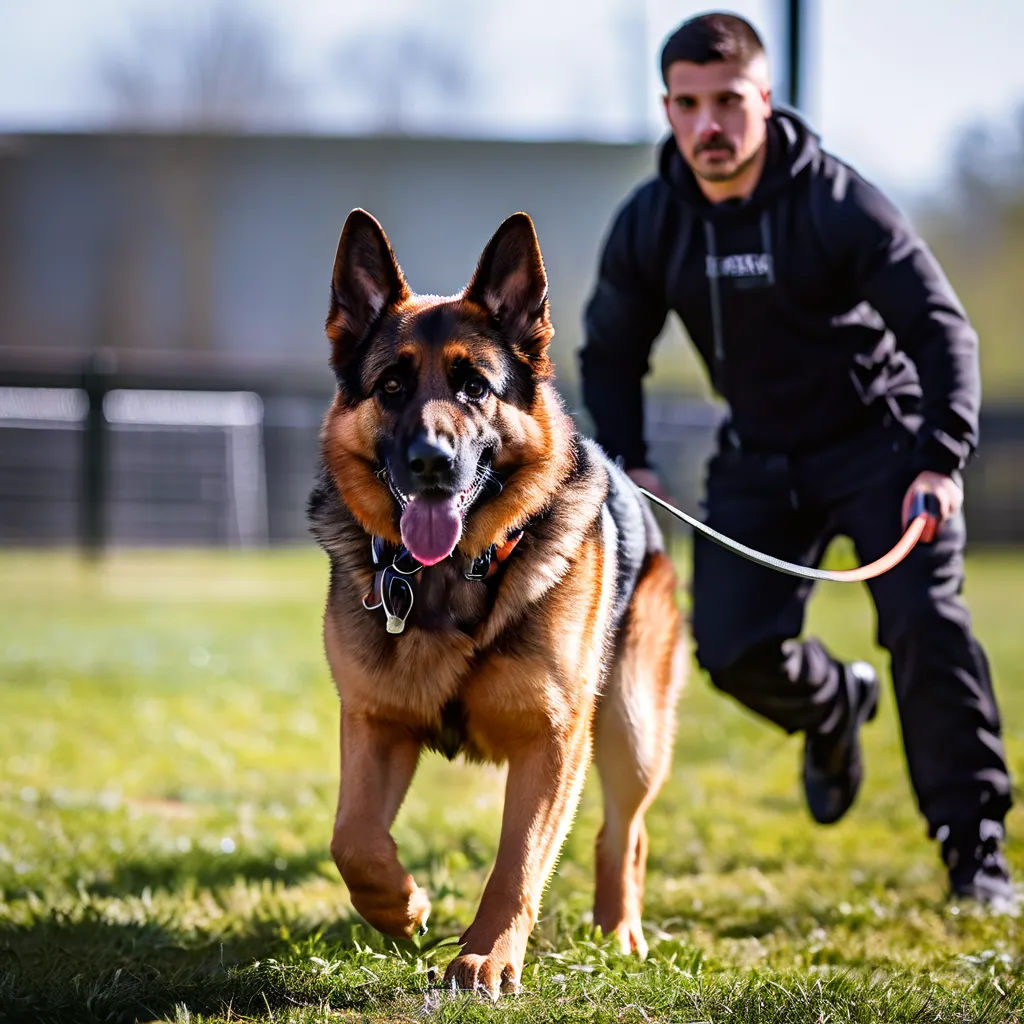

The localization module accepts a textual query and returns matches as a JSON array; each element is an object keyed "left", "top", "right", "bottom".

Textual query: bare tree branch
[
  {"left": 331, "top": 14, "right": 473, "bottom": 134},
  {"left": 98, "top": 4, "right": 303, "bottom": 131}
]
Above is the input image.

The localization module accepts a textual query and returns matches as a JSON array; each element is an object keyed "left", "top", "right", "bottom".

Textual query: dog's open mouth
[{"left": 384, "top": 458, "right": 495, "bottom": 567}]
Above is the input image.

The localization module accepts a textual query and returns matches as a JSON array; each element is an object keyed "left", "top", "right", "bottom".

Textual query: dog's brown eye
[
  {"left": 464, "top": 379, "right": 488, "bottom": 400},
  {"left": 381, "top": 376, "right": 403, "bottom": 395}
]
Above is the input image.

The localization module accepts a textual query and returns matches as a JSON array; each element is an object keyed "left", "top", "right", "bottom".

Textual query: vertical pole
[
  {"left": 786, "top": 0, "right": 803, "bottom": 110},
  {"left": 80, "top": 351, "right": 113, "bottom": 558}
]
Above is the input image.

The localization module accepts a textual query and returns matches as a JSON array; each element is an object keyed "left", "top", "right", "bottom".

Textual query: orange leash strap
[{"left": 639, "top": 488, "right": 940, "bottom": 583}]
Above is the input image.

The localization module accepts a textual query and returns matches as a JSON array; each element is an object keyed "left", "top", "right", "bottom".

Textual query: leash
[{"left": 639, "top": 488, "right": 941, "bottom": 583}]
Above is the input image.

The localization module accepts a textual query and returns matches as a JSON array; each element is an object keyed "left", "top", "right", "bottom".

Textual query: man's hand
[
  {"left": 901, "top": 471, "right": 962, "bottom": 543},
  {"left": 626, "top": 467, "right": 674, "bottom": 503}
]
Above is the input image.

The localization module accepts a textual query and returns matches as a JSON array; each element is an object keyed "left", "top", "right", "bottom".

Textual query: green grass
[{"left": 1, "top": 543, "right": 1022, "bottom": 1023}]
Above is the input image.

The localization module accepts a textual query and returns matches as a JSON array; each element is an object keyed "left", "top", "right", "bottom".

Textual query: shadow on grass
[
  {"left": 0, "top": 912, "right": 443, "bottom": 1024},
  {"left": 0, "top": 823, "right": 521, "bottom": 1024},
  {"left": 0, "top": 842, "right": 446, "bottom": 1024}
]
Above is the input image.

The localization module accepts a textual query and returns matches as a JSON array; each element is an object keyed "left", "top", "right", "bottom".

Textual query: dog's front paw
[
  {"left": 351, "top": 880, "right": 431, "bottom": 939},
  {"left": 443, "top": 952, "right": 521, "bottom": 1001},
  {"left": 608, "top": 917, "right": 648, "bottom": 958}
]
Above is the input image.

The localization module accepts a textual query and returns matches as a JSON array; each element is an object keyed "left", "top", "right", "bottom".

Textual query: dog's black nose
[{"left": 407, "top": 434, "right": 454, "bottom": 478}]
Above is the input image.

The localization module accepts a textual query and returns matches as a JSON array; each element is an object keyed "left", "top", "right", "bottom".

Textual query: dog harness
[{"left": 361, "top": 531, "right": 523, "bottom": 634}]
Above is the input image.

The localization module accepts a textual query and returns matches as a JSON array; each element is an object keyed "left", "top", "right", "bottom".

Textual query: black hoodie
[{"left": 579, "top": 110, "right": 980, "bottom": 478}]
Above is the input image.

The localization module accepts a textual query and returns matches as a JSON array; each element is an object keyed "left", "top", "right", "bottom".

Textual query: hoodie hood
[{"left": 659, "top": 108, "right": 820, "bottom": 218}]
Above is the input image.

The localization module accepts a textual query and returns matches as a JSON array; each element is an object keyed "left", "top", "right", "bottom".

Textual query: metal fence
[
  {"left": 0, "top": 351, "right": 331, "bottom": 550},
  {"left": 1, "top": 350, "right": 1022, "bottom": 550}
]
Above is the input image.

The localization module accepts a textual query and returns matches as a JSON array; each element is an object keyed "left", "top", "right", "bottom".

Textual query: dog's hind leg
[
  {"left": 593, "top": 551, "right": 686, "bottom": 956},
  {"left": 330, "top": 710, "right": 431, "bottom": 939}
]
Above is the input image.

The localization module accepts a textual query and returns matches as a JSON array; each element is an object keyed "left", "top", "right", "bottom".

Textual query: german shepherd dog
[{"left": 308, "top": 209, "right": 686, "bottom": 999}]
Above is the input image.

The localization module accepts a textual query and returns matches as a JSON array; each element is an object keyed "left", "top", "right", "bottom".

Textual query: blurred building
[{"left": 0, "top": 131, "right": 657, "bottom": 380}]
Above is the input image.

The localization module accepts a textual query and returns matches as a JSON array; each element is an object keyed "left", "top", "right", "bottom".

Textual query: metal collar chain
[{"left": 464, "top": 546, "right": 495, "bottom": 581}]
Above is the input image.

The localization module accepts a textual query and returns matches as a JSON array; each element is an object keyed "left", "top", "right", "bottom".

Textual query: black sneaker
[
  {"left": 940, "top": 819, "right": 1016, "bottom": 908},
  {"left": 802, "top": 661, "right": 880, "bottom": 825}
]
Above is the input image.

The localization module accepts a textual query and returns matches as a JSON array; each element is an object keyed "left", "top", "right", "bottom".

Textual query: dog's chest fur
[{"left": 405, "top": 561, "right": 491, "bottom": 633}]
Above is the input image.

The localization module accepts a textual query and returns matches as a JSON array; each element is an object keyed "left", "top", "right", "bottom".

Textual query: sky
[{"left": 1, "top": 0, "right": 1023, "bottom": 205}]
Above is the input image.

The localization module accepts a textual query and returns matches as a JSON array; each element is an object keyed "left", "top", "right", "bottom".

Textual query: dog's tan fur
[{"left": 308, "top": 209, "right": 686, "bottom": 999}]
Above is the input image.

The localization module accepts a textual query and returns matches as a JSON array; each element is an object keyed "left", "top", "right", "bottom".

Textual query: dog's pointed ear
[
  {"left": 464, "top": 213, "right": 553, "bottom": 367},
  {"left": 327, "top": 209, "right": 409, "bottom": 369}
]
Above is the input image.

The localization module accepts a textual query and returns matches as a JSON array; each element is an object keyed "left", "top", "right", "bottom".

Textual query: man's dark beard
[{"left": 693, "top": 139, "right": 765, "bottom": 184}]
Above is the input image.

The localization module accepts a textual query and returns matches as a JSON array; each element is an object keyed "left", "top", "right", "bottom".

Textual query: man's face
[{"left": 662, "top": 58, "right": 772, "bottom": 183}]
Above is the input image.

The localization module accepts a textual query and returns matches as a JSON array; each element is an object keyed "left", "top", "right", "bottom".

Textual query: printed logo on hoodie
[{"left": 705, "top": 252, "right": 774, "bottom": 288}]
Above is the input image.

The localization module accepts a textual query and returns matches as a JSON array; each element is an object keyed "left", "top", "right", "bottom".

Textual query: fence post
[
  {"left": 785, "top": 0, "right": 804, "bottom": 111},
  {"left": 80, "top": 350, "right": 114, "bottom": 557}
]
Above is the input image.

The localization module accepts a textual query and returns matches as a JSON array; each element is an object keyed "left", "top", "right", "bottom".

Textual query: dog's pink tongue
[{"left": 400, "top": 495, "right": 463, "bottom": 566}]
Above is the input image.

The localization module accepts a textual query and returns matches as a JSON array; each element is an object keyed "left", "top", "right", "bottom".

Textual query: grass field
[{"left": 1, "top": 543, "right": 1022, "bottom": 1024}]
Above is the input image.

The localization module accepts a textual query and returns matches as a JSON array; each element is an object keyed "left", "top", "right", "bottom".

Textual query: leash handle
[{"left": 906, "top": 490, "right": 942, "bottom": 544}]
